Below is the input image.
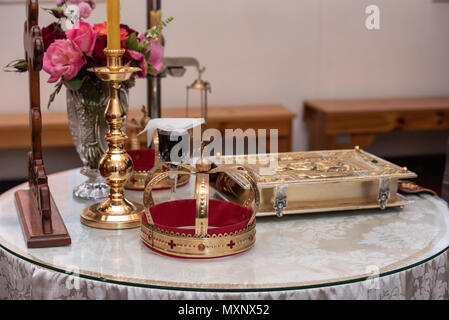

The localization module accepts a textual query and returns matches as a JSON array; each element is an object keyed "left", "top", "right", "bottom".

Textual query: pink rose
[
  {"left": 148, "top": 39, "right": 164, "bottom": 74},
  {"left": 126, "top": 50, "right": 147, "bottom": 78},
  {"left": 78, "top": 2, "right": 92, "bottom": 19},
  {"left": 43, "top": 39, "right": 86, "bottom": 83},
  {"left": 65, "top": 21, "right": 98, "bottom": 56}
]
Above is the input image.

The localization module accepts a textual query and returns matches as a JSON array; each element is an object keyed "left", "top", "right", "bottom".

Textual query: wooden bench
[
  {"left": 0, "top": 104, "right": 296, "bottom": 152},
  {"left": 303, "top": 97, "right": 449, "bottom": 150}
]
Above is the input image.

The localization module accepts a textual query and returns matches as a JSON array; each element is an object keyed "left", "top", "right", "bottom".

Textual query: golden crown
[{"left": 141, "top": 161, "right": 260, "bottom": 259}]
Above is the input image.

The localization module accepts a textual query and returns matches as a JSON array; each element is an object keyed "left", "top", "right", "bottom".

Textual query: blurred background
[{"left": 1, "top": 0, "right": 449, "bottom": 193}]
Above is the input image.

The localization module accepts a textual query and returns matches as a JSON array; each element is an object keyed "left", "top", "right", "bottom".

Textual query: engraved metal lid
[{"left": 216, "top": 148, "right": 417, "bottom": 188}]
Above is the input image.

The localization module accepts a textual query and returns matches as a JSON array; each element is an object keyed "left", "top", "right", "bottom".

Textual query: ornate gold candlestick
[{"left": 81, "top": 49, "right": 143, "bottom": 229}]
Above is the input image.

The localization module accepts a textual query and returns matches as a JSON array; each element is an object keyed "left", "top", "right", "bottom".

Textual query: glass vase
[{"left": 66, "top": 87, "right": 129, "bottom": 200}]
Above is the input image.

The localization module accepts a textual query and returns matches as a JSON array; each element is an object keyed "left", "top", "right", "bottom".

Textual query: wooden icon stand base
[
  {"left": 15, "top": 190, "right": 71, "bottom": 248},
  {"left": 15, "top": 0, "right": 71, "bottom": 248}
]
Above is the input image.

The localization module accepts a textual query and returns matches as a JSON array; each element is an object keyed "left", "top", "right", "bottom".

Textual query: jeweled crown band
[{"left": 141, "top": 218, "right": 256, "bottom": 258}]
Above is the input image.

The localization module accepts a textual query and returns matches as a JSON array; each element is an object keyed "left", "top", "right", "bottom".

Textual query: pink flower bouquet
[{"left": 8, "top": 0, "right": 172, "bottom": 107}]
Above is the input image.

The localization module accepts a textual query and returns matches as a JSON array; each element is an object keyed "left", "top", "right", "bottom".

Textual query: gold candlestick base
[
  {"left": 81, "top": 200, "right": 143, "bottom": 230},
  {"left": 81, "top": 49, "right": 143, "bottom": 230}
]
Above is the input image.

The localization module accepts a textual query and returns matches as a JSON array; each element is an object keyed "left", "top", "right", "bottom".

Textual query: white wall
[{"left": 1, "top": 0, "right": 449, "bottom": 153}]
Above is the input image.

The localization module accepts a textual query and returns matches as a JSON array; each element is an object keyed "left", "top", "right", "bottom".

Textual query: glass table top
[{"left": 1, "top": 168, "right": 449, "bottom": 292}]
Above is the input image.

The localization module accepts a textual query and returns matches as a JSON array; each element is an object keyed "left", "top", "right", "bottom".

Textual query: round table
[{"left": 1, "top": 169, "right": 449, "bottom": 299}]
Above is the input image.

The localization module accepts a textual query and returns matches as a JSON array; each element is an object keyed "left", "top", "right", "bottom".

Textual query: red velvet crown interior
[
  {"left": 143, "top": 199, "right": 253, "bottom": 235},
  {"left": 127, "top": 148, "right": 155, "bottom": 171}
]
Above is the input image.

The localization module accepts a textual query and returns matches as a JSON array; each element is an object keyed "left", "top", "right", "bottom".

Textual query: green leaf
[
  {"left": 3, "top": 59, "right": 28, "bottom": 73},
  {"left": 126, "top": 33, "right": 140, "bottom": 51},
  {"left": 65, "top": 78, "right": 84, "bottom": 91},
  {"left": 148, "top": 65, "right": 158, "bottom": 74},
  {"left": 80, "top": 79, "right": 103, "bottom": 103},
  {"left": 47, "top": 81, "right": 63, "bottom": 109},
  {"left": 42, "top": 7, "right": 66, "bottom": 19},
  {"left": 144, "top": 16, "right": 174, "bottom": 40},
  {"left": 137, "top": 42, "right": 147, "bottom": 53},
  {"left": 123, "top": 79, "right": 135, "bottom": 88}
]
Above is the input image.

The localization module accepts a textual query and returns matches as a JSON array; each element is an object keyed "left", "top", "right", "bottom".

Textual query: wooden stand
[
  {"left": 14, "top": 0, "right": 70, "bottom": 248},
  {"left": 15, "top": 190, "right": 70, "bottom": 248}
]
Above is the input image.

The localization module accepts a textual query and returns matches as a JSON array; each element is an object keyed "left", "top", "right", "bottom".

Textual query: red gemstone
[
  {"left": 198, "top": 244, "right": 205, "bottom": 251},
  {"left": 249, "top": 235, "right": 254, "bottom": 241},
  {"left": 148, "top": 235, "right": 151, "bottom": 240}
]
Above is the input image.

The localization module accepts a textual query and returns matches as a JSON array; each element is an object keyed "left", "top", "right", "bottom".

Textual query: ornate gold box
[{"left": 212, "top": 147, "right": 417, "bottom": 217}]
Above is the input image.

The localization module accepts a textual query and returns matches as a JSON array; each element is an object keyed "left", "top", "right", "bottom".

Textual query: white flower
[{"left": 65, "top": 4, "right": 80, "bottom": 20}]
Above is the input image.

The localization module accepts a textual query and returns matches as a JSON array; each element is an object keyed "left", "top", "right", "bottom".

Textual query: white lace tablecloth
[{"left": 1, "top": 169, "right": 449, "bottom": 299}]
